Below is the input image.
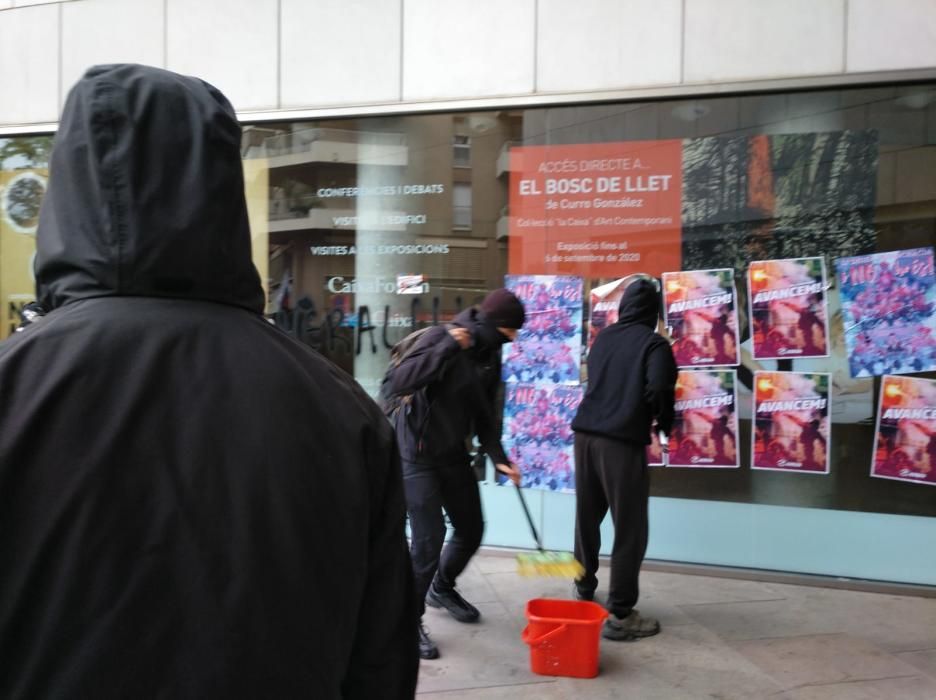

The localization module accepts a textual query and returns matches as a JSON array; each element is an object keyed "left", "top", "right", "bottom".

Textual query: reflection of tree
[
  {"left": 5, "top": 177, "right": 44, "bottom": 228},
  {"left": 682, "top": 136, "right": 752, "bottom": 273},
  {"left": 681, "top": 130, "right": 878, "bottom": 273},
  {"left": 0, "top": 136, "right": 52, "bottom": 169},
  {"left": 771, "top": 132, "right": 878, "bottom": 261}
]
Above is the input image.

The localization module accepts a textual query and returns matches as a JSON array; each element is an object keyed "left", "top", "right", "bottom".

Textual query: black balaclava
[
  {"left": 617, "top": 277, "right": 662, "bottom": 328},
  {"left": 471, "top": 288, "right": 526, "bottom": 351},
  {"left": 480, "top": 288, "right": 525, "bottom": 329}
]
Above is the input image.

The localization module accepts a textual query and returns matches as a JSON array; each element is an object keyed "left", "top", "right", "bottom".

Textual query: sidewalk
[{"left": 416, "top": 554, "right": 936, "bottom": 699}]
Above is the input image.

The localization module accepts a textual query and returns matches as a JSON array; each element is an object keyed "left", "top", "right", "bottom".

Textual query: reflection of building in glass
[{"left": 243, "top": 114, "right": 522, "bottom": 380}]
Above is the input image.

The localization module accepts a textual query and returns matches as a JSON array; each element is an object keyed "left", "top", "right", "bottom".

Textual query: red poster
[
  {"left": 871, "top": 375, "right": 936, "bottom": 486},
  {"left": 508, "top": 141, "right": 682, "bottom": 277},
  {"left": 669, "top": 370, "right": 739, "bottom": 468},
  {"left": 662, "top": 268, "right": 739, "bottom": 368},
  {"left": 748, "top": 257, "right": 829, "bottom": 360},
  {"left": 752, "top": 371, "right": 831, "bottom": 474}
]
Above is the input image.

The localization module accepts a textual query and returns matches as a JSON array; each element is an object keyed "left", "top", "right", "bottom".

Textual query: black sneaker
[
  {"left": 426, "top": 583, "right": 480, "bottom": 623},
  {"left": 418, "top": 621, "right": 439, "bottom": 660},
  {"left": 602, "top": 610, "right": 660, "bottom": 641}
]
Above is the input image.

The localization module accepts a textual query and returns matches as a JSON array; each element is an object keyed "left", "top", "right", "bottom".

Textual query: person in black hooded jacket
[
  {"left": 383, "top": 289, "right": 524, "bottom": 660},
  {"left": 570, "top": 275, "right": 677, "bottom": 642},
  {"left": 0, "top": 65, "right": 417, "bottom": 699}
]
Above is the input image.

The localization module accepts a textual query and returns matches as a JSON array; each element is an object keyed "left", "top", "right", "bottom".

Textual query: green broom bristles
[
  {"left": 511, "top": 483, "right": 585, "bottom": 579},
  {"left": 517, "top": 551, "right": 585, "bottom": 579}
]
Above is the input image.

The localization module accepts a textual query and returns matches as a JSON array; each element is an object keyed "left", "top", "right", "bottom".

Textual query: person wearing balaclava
[
  {"left": 0, "top": 65, "right": 417, "bottom": 699},
  {"left": 383, "top": 288, "right": 525, "bottom": 660},
  {"left": 570, "top": 275, "right": 677, "bottom": 641}
]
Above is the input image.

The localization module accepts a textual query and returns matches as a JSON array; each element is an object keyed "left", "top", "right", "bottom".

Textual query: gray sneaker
[{"left": 602, "top": 609, "right": 660, "bottom": 641}]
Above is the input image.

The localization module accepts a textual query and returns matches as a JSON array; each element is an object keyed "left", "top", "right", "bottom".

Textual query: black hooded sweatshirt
[
  {"left": 0, "top": 65, "right": 417, "bottom": 700},
  {"left": 383, "top": 307, "right": 510, "bottom": 467},
  {"left": 572, "top": 278, "right": 677, "bottom": 444}
]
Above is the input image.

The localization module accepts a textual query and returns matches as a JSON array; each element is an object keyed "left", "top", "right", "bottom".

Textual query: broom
[{"left": 514, "top": 482, "right": 584, "bottom": 578}]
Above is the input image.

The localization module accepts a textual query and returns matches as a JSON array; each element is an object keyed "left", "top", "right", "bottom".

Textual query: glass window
[
  {"left": 234, "top": 85, "right": 936, "bottom": 523},
  {"left": 4, "top": 83, "right": 936, "bottom": 581},
  {"left": 453, "top": 134, "right": 471, "bottom": 168},
  {"left": 452, "top": 182, "right": 472, "bottom": 230}
]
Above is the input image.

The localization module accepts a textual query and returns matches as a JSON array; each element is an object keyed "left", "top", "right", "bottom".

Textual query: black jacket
[
  {"left": 572, "top": 278, "right": 677, "bottom": 444},
  {"left": 0, "top": 65, "right": 417, "bottom": 700},
  {"left": 384, "top": 307, "right": 510, "bottom": 467}
]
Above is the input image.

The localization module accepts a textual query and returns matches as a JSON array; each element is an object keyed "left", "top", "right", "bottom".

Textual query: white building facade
[{"left": 2, "top": 0, "right": 936, "bottom": 588}]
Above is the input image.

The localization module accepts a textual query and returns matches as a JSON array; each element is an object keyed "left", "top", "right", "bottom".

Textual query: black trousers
[
  {"left": 403, "top": 460, "right": 484, "bottom": 617},
  {"left": 573, "top": 432, "right": 650, "bottom": 618}
]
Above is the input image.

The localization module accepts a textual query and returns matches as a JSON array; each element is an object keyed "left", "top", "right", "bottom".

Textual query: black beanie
[{"left": 480, "top": 288, "right": 526, "bottom": 329}]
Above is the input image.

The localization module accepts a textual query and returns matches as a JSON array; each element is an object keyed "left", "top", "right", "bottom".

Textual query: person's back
[
  {"left": 571, "top": 276, "right": 676, "bottom": 642},
  {"left": 0, "top": 64, "right": 417, "bottom": 700},
  {"left": 572, "top": 280, "right": 673, "bottom": 444}
]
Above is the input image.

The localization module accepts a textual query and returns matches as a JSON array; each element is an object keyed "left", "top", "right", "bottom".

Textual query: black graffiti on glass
[{"left": 271, "top": 294, "right": 480, "bottom": 356}]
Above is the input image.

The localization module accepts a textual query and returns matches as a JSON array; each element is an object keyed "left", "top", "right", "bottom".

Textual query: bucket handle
[{"left": 521, "top": 623, "right": 568, "bottom": 647}]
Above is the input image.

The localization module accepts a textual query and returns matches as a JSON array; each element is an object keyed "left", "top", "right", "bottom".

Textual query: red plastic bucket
[{"left": 521, "top": 598, "right": 608, "bottom": 678}]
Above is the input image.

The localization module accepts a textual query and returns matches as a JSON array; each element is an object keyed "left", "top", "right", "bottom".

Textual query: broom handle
[{"left": 514, "top": 483, "right": 544, "bottom": 552}]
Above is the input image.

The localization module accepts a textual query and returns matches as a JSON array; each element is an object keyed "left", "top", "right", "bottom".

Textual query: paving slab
[
  {"left": 731, "top": 632, "right": 923, "bottom": 688},
  {"left": 597, "top": 621, "right": 785, "bottom": 699},
  {"left": 894, "top": 648, "right": 936, "bottom": 680},
  {"left": 445, "top": 559, "right": 500, "bottom": 605},
  {"left": 778, "top": 674, "right": 936, "bottom": 699},
  {"left": 764, "top": 584, "right": 936, "bottom": 653},
  {"left": 678, "top": 597, "right": 839, "bottom": 641},
  {"left": 416, "top": 600, "right": 537, "bottom": 695},
  {"left": 641, "top": 568, "right": 787, "bottom": 606}
]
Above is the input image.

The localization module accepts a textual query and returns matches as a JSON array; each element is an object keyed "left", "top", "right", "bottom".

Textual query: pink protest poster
[
  {"left": 752, "top": 371, "right": 831, "bottom": 474},
  {"left": 501, "top": 383, "right": 582, "bottom": 492},
  {"left": 502, "top": 275, "right": 582, "bottom": 385},
  {"left": 871, "top": 375, "right": 936, "bottom": 487},
  {"left": 669, "top": 370, "right": 739, "bottom": 468},
  {"left": 748, "top": 257, "right": 829, "bottom": 360},
  {"left": 836, "top": 247, "right": 936, "bottom": 377},
  {"left": 662, "top": 269, "right": 739, "bottom": 367}
]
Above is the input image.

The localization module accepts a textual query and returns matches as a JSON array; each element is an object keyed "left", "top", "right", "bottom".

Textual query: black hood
[
  {"left": 617, "top": 277, "right": 661, "bottom": 328},
  {"left": 35, "top": 64, "right": 264, "bottom": 313},
  {"left": 453, "top": 306, "right": 507, "bottom": 353}
]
